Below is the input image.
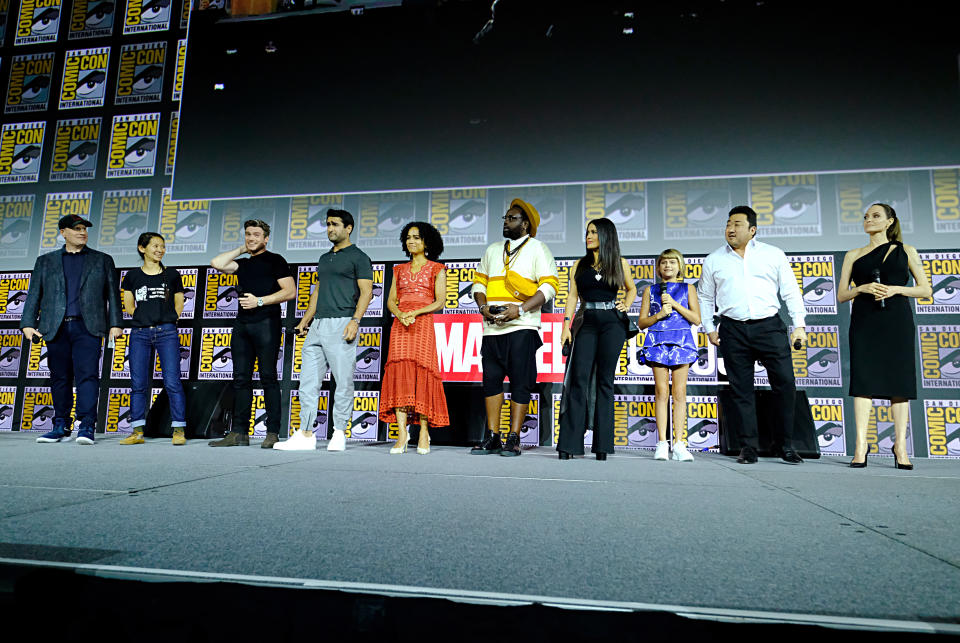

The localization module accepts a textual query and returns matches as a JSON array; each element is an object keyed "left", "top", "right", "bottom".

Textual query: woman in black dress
[{"left": 837, "top": 203, "right": 931, "bottom": 469}]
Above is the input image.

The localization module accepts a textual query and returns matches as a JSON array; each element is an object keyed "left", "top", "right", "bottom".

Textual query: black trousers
[
  {"left": 558, "top": 308, "right": 627, "bottom": 455},
  {"left": 719, "top": 315, "right": 796, "bottom": 450},
  {"left": 231, "top": 316, "right": 282, "bottom": 436}
]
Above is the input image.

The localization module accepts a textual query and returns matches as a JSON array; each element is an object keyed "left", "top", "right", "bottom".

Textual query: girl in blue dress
[{"left": 637, "top": 249, "right": 701, "bottom": 461}]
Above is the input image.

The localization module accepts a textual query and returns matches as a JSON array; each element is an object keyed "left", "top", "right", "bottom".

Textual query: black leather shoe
[
  {"left": 470, "top": 432, "right": 503, "bottom": 455},
  {"left": 558, "top": 450, "right": 572, "bottom": 460},
  {"left": 595, "top": 452, "right": 607, "bottom": 461},
  {"left": 499, "top": 432, "right": 521, "bottom": 457},
  {"left": 736, "top": 446, "right": 758, "bottom": 464},
  {"left": 780, "top": 447, "right": 803, "bottom": 464}
]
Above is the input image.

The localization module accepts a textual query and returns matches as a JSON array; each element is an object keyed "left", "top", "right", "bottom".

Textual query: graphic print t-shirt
[{"left": 121, "top": 267, "right": 184, "bottom": 327}]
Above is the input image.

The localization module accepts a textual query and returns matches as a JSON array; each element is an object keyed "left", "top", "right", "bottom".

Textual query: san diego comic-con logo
[
  {"left": 584, "top": 182, "right": 647, "bottom": 242},
  {"left": 5, "top": 52, "right": 55, "bottom": 114},
  {"left": 0, "top": 121, "right": 46, "bottom": 184},
  {"left": 790, "top": 325, "right": 842, "bottom": 388},
  {"left": 220, "top": 201, "right": 275, "bottom": 251},
  {"left": 369, "top": 264, "right": 385, "bottom": 317},
  {"left": 166, "top": 111, "right": 178, "bottom": 175},
  {"left": 68, "top": 0, "right": 115, "bottom": 40},
  {"left": 624, "top": 258, "right": 656, "bottom": 316},
  {"left": 0, "top": 0, "right": 10, "bottom": 47},
  {"left": 105, "top": 387, "right": 133, "bottom": 434},
  {"left": 512, "top": 186, "right": 567, "bottom": 244},
  {"left": 429, "top": 189, "right": 487, "bottom": 246},
  {"left": 553, "top": 393, "right": 593, "bottom": 448},
  {"left": 0, "top": 386, "right": 17, "bottom": 431},
  {"left": 123, "top": 0, "right": 172, "bottom": 35},
  {"left": 50, "top": 117, "right": 101, "bottom": 182},
  {"left": 663, "top": 179, "right": 733, "bottom": 240},
  {"left": 172, "top": 38, "right": 186, "bottom": 101},
  {"left": 353, "top": 328, "right": 382, "bottom": 382},
  {"left": 835, "top": 171, "right": 913, "bottom": 236},
  {"left": 615, "top": 332, "right": 652, "bottom": 385},
  {"left": 288, "top": 389, "right": 329, "bottom": 437},
  {"left": 0, "top": 272, "right": 31, "bottom": 320},
  {"left": 179, "top": 0, "right": 189, "bottom": 28},
  {"left": 59, "top": 47, "right": 110, "bottom": 110},
  {"left": 497, "top": 393, "right": 539, "bottom": 447},
  {"left": 0, "top": 197, "right": 35, "bottom": 259},
  {"left": 40, "top": 192, "right": 93, "bottom": 253},
  {"left": 287, "top": 195, "right": 344, "bottom": 250},
  {"left": 20, "top": 387, "right": 56, "bottom": 432},
  {"left": 26, "top": 337, "right": 49, "bottom": 378},
  {"left": 0, "top": 329, "right": 25, "bottom": 378},
  {"left": 682, "top": 395, "right": 719, "bottom": 451},
  {"left": 917, "top": 252, "right": 960, "bottom": 314},
  {"left": 290, "top": 331, "right": 306, "bottom": 381},
  {"left": 160, "top": 188, "right": 210, "bottom": 253},
  {"left": 198, "top": 327, "right": 233, "bottom": 379},
  {"left": 550, "top": 259, "right": 575, "bottom": 315},
  {"left": 177, "top": 267, "right": 198, "bottom": 319},
  {"left": 357, "top": 192, "right": 417, "bottom": 248},
  {"left": 443, "top": 261, "right": 480, "bottom": 314},
  {"left": 809, "top": 397, "right": 846, "bottom": 456},
  {"left": 749, "top": 174, "right": 821, "bottom": 237},
  {"left": 865, "top": 399, "right": 913, "bottom": 458},
  {"left": 923, "top": 400, "right": 960, "bottom": 458},
  {"left": 109, "top": 328, "right": 133, "bottom": 378},
  {"left": 14, "top": 0, "right": 63, "bottom": 46},
  {"left": 106, "top": 113, "right": 161, "bottom": 178},
  {"left": 349, "top": 391, "right": 379, "bottom": 440},
  {"left": 930, "top": 168, "right": 960, "bottom": 234},
  {"left": 294, "top": 264, "right": 382, "bottom": 319},
  {"left": 115, "top": 41, "right": 167, "bottom": 105},
  {"left": 918, "top": 325, "right": 960, "bottom": 389},
  {"left": 243, "top": 388, "right": 267, "bottom": 438},
  {"left": 203, "top": 268, "right": 238, "bottom": 319},
  {"left": 98, "top": 189, "right": 151, "bottom": 255},
  {"left": 789, "top": 254, "right": 837, "bottom": 315},
  {"left": 620, "top": 395, "right": 657, "bottom": 449},
  {"left": 152, "top": 328, "right": 192, "bottom": 380}
]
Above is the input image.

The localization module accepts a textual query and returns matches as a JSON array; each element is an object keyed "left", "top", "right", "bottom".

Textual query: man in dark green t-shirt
[{"left": 275, "top": 209, "right": 373, "bottom": 452}]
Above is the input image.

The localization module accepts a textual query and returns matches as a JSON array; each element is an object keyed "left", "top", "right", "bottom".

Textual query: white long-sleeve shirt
[{"left": 697, "top": 238, "right": 806, "bottom": 333}]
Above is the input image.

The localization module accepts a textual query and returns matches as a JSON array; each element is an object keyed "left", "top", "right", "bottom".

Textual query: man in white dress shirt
[{"left": 698, "top": 206, "right": 807, "bottom": 464}]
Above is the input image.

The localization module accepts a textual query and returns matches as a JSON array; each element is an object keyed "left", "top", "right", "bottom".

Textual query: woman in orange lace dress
[{"left": 380, "top": 221, "right": 450, "bottom": 454}]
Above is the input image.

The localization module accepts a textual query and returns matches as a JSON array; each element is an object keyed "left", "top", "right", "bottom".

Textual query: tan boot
[
  {"left": 260, "top": 432, "right": 279, "bottom": 449},
  {"left": 172, "top": 428, "right": 186, "bottom": 446},
  {"left": 119, "top": 431, "right": 144, "bottom": 445},
  {"left": 209, "top": 432, "right": 250, "bottom": 447}
]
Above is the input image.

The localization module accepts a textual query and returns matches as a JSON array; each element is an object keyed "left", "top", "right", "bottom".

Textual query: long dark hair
[
  {"left": 574, "top": 218, "right": 624, "bottom": 289},
  {"left": 136, "top": 232, "right": 166, "bottom": 268},
  {"left": 869, "top": 203, "right": 903, "bottom": 243},
  {"left": 399, "top": 221, "right": 444, "bottom": 261}
]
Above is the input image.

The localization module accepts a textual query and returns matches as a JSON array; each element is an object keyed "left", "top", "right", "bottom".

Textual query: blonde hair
[{"left": 656, "top": 248, "right": 685, "bottom": 282}]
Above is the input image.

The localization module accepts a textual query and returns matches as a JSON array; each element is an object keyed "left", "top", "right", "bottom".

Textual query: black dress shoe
[
  {"left": 780, "top": 447, "right": 803, "bottom": 464},
  {"left": 470, "top": 432, "right": 503, "bottom": 455},
  {"left": 595, "top": 452, "right": 607, "bottom": 461},
  {"left": 558, "top": 450, "right": 572, "bottom": 460},
  {"left": 499, "top": 431, "right": 521, "bottom": 457},
  {"left": 736, "top": 446, "right": 758, "bottom": 464}
]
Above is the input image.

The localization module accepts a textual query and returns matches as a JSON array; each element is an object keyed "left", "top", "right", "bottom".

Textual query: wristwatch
[
  {"left": 257, "top": 297, "right": 263, "bottom": 307},
  {"left": 479, "top": 304, "right": 488, "bottom": 314},
  {"left": 351, "top": 317, "right": 361, "bottom": 323}
]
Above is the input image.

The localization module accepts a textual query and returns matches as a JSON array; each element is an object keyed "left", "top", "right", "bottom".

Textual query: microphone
[
  {"left": 871, "top": 268, "right": 885, "bottom": 309},
  {"left": 793, "top": 338, "right": 803, "bottom": 351}
]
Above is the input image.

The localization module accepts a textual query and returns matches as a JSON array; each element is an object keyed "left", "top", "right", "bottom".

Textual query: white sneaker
[
  {"left": 273, "top": 431, "right": 317, "bottom": 451},
  {"left": 653, "top": 440, "right": 670, "bottom": 461},
  {"left": 672, "top": 441, "right": 695, "bottom": 462},
  {"left": 327, "top": 429, "right": 346, "bottom": 451}
]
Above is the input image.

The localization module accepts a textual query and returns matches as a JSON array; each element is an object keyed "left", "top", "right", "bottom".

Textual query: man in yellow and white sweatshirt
[{"left": 470, "top": 198, "right": 559, "bottom": 457}]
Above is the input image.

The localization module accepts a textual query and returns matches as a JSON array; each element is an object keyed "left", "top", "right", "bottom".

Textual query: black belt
[
  {"left": 583, "top": 301, "right": 617, "bottom": 310},
  {"left": 63, "top": 316, "right": 82, "bottom": 322},
  {"left": 720, "top": 314, "right": 776, "bottom": 325}
]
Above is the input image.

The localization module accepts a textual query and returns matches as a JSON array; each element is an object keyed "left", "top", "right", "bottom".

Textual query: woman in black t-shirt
[{"left": 119, "top": 232, "right": 187, "bottom": 445}]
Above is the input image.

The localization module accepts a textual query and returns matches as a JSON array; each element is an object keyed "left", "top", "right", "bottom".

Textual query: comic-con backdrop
[{"left": 0, "top": 1, "right": 958, "bottom": 458}]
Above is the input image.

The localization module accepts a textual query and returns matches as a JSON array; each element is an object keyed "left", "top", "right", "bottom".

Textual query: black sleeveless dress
[{"left": 848, "top": 241, "right": 917, "bottom": 399}]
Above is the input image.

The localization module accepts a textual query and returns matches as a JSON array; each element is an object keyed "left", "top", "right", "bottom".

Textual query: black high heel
[
  {"left": 892, "top": 449, "right": 914, "bottom": 471},
  {"left": 558, "top": 451, "right": 572, "bottom": 460},
  {"left": 849, "top": 450, "right": 868, "bottom": 468},
  {"left": 595, "top": 452, "right": 607, "bottom": 461}
]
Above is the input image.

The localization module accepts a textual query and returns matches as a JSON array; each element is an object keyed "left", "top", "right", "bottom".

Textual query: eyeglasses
[{"left": 502, "top": 214, "right": 524, "bottom": 222}]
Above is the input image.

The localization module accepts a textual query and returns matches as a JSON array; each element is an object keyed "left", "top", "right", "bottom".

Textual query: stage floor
[{"left": 1, "top": 432, "right": 958, "bottom": 632}]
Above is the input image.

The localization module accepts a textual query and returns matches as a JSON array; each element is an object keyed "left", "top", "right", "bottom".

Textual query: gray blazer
[{"left": 19, "top": 247, "right": 123, "bottom": 339}]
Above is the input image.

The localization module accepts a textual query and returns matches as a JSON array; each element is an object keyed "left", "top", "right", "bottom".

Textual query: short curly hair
[{"left": 399, "top": 221, "right": 444, "bottom": 261}]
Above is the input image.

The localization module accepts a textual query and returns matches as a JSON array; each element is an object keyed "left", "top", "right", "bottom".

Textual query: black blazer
[{"left": 19, "top": 247, "right": 123, "bottom": 339}]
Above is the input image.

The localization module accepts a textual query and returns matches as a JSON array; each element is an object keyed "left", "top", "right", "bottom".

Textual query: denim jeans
[
  {"left": 129, "top": 323, "right": 186, "bottom": 429},
  {"left": 45, "top": 319, "right": 101, "bottom": 428}
]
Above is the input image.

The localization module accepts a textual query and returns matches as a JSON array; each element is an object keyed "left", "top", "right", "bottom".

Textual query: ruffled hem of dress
[
  {"left": 639, "top": 344, "right": 698, "bottom": 366},
  {"left": 379, "top": 360, "right": 450, "bottom": 427}
]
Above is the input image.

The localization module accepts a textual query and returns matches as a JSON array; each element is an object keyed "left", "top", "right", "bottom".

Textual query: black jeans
[
  {"left": 719, "top": 315, "right": 796, "bottom": 450},
  {"left": 558, "top": 308, "right": 627, "bottom": 455},
  {"left": 231, "top": 316, "right": 282, "bottom": 436}
]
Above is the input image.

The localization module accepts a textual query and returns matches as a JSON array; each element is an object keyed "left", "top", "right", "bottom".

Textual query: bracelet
[{"left": 479, "top": 304, "right": 488, "bottom": 313}]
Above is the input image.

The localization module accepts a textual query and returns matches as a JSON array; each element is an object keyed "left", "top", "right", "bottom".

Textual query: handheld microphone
[
  {"left": 793, "top": 338, "right": 803, "bottom": 350},
  {"left": 871, "top": 268, "right": 885, "bottom": 309}
]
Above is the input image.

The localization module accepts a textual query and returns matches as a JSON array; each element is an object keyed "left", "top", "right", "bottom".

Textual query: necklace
[
  {"left": 503, "top": 238, "right": 529, "bottom": 269},
  {"left": 594, "top": 265, "right": 602, "bottom": 281}
]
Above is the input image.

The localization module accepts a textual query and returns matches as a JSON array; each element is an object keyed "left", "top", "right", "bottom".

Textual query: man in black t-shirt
[{"left": 208, "top": 219, "right": 296, "bottom": 448}]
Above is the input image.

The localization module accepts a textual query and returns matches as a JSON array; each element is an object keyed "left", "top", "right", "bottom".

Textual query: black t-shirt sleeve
[
  {"left": 272, "top": 254, "right": 293, "bottom": 283},
  {"left": 121, "top": 271, "right": 134, "bottom": 292},
  {"left": 167, "top": 267, "right": 184, "bottom": 294}
]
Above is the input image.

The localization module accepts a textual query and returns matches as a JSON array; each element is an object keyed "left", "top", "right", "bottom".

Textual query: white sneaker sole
[{"left": 76, "top": 437, "right": 94, "bottom": 445}]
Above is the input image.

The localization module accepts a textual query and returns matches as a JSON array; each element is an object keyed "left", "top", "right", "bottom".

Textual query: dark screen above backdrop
[{"left": 173, "top": 1, "right": 960, "bottom": 200}]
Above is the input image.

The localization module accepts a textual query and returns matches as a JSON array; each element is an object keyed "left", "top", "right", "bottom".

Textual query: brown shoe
[
  {"left": 209, "top": 432, "right": 249, "bottom": 447},
  {"left": 172, "top": 428, "right": 186, "bottom": 446},
  {"left": 261, "top": 432, "right": 279, "bottom": 449},
  {"left": 119, "top": 431, "right": 144, "bottom": 445}
]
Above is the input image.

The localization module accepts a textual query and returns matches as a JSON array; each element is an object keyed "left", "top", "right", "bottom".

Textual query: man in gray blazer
[{"left": 20, "top": 214, "right": 123, "bottom": 445}]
